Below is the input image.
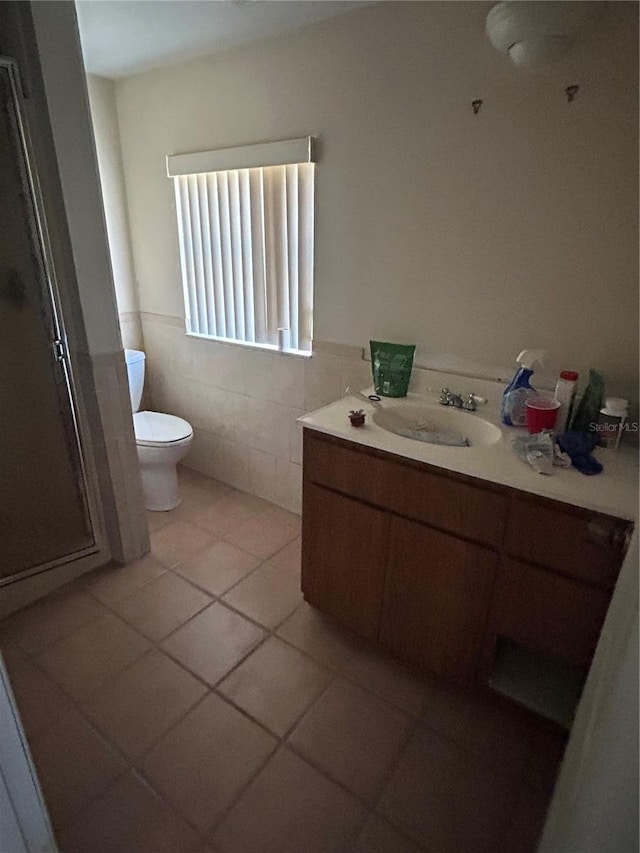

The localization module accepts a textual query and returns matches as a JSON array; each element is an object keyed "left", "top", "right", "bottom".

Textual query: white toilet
[{"left": 124, "top": 349, "right": 193, "bottom": 511}]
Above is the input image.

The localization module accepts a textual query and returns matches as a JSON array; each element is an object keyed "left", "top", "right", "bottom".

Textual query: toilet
[{"left": 124, "top": 349, "right": 193, "bottom": 511}]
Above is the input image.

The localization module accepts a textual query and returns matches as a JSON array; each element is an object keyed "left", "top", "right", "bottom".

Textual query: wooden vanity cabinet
[
  {"left": 379, "top": 516, "right": 497, "bottom": 684},
  {"left": 301, "top": 482, "right": 389, "bottom": 641},
  {"left": 301, "top": 429, "right": 631, "bottom": 714},
  {"left": 481, "top": 558, "right": 611, "bottom": 672}
]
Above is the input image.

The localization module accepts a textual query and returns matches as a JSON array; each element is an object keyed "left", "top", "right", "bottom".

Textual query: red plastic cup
[{"left": 526, "top": 397, "right": 561, "bottom": 434}]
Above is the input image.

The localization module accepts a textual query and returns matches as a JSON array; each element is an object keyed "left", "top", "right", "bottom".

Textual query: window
[{"left": 167, "top": 137, "right": 315, "bottom": 355}]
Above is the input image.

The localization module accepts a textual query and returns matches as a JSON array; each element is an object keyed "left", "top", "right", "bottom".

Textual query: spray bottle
[{"left": 501, "top": 349, "right": 547, "bottom": 427}]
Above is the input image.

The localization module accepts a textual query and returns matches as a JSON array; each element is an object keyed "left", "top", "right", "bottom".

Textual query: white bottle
[
  {"left": 553, "top": 370, "right": 579, "bottom": 435},
  {"left": 597, "top": 398, "right": 629, "bottom": 450}
]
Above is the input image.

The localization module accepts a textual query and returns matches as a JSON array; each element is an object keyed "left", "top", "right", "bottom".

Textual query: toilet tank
[{"left": 124, "top": 349, "right": 145, "bottom": 413}]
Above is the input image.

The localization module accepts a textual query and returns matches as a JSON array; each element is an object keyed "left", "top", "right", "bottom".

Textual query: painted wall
[
  {"left": 116, "top": 0, "right": 638, "bottom": 396},
  {"left": 86, "top": 73, "right": 142, "bottom": 349}
]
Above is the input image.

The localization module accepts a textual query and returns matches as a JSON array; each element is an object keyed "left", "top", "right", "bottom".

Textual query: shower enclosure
[{"left": 0, "top": 56, "right": 97, "bottom": 585}]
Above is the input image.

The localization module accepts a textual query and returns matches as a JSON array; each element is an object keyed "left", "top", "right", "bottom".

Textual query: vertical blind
[{"left": 168, "top": 138, "right": 314, "bottom": 354}]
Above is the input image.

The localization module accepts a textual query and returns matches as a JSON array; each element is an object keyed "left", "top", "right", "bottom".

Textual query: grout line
[{"left": 3, "top": 473, "right": 545, "bottom": 852}]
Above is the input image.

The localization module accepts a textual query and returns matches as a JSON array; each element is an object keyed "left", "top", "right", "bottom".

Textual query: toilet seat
[{"left": 133, "top": 411, "right": 193, "bottom": 447}]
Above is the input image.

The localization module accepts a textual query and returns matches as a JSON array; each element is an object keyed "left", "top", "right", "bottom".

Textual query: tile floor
[{"left": 0, "top": 466, "right": 567, "bottom": 853}]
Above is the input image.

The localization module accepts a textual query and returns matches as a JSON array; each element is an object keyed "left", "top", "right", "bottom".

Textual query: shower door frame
[{"left": 0, "top": 55, "right": 101, "bottom": 588}]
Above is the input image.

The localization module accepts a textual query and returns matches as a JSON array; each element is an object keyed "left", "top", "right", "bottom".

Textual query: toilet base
[
  {"left": 136, "top": 435, "right": 192, "bottom": 512},
  {"left": 141, "top": 463, "right": 181, "bottom": 512}
]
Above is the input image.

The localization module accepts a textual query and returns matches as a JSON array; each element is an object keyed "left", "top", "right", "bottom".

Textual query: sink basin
[{"left": 372, "top": 403, "right": 502, "bottom": 448}]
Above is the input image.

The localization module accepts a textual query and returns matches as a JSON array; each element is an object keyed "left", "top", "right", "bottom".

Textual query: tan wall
[
  {"left": 116, "top": 1, "right": 638, "bottom": 391},
  {"left": 113, "top": 2, "right": 638, "bottom": 508},
  {"left": 86, "top": 74, "right": 142, "bottom": 349}
]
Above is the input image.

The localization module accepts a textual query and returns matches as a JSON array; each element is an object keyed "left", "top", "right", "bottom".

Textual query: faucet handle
[{"left": 463, "top": 393, "right": 487, "bottom": 412}]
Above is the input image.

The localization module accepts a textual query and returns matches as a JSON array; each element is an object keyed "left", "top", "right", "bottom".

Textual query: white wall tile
[
  {"left": 141, "top": 318, "right": 363, "bottom": 510},
  {"left": 243, "top": 349, "right": 306, "bottom": 409},
  {"left": 304, "top": 352, "right": 345, "bottom": 412},
  {"left": 247, "top": 447, "right": 278, "bottom": 503},
  {"left": 273, "top": 458, "right": 302, "bottom": 514},
  {"left": 233, "top": 396, "right": 292, "bottom": 460},
  {"left": 289, "top": 409, "right": 305, "bottom": 465}
]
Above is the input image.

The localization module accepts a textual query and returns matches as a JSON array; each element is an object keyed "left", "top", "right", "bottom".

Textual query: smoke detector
[{"left": 486, "top": 1, "right": 603, "bottom": 69}]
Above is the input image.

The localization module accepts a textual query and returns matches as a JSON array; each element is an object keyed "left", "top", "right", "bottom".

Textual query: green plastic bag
[
  {"left": 370, "top": 341, "right": 416, "bottom": 398},
  {"left": 568, "top": 369, "right": 605, "bottom": 434}
]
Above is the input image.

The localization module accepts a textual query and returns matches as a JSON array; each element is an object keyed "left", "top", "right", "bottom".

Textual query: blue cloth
[{"left": 556, "top": 432, "right": 603, "bottom": 476}]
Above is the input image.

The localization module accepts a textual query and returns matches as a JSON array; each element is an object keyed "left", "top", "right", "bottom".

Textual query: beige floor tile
[
  {"left": 224, "top": 513, "right": 298, "bottom": 560},
  {"left": 179, "top": 467, "right": 231, "bottom": 503},
  {"left": 288, "top": 677, "right": 413, "bottom": 802},
  {"left": 150, "top": 520, "right": 216, "bottom": 569},
  {"left": 276, "top": 602, "right": 366, "bottom": 672},
  {"left": 336, "top": 645, "right": 428, "bottom": 717},
  {"left": 502, "top": 784, "right": 551, "bottom": 853},
  {"left": 1, "top": 643, "right": 74, "bottom": 738},
  {"left": 222, "top": 561, "right": 302, "bottom": 628},
  {"left": 3, "top": 588, "right": 107, "bottom": 656},
  {"left": 83, "top": 649, "right": 208, "bottom": 759},
  {"left": 142, "top": 692, "right": 276, "bottom": 831},
  {"left": 37, "top": 613, "right": 151, "bottom": 700},
  {"left": 146, "top": 509, "right": 172, "bottom": 533},
  {"left": 419, "top": 680, "right": 532, "bottom": 770},
  {"left": 227, "top": 488, "right": 273, "bottom": 514},
  {"left": 218, "top": 637, "right": 333, "bottom": 736},
  {"left": 353, "top": 814, "right": 424, "bottom": 852},
  {"left": 189, "top": 494, "right": 258, "bottom": 538},
  {"left": 269, "top": 537, "right": 301, "bottom": 572},
  {"left": 162, "top": 602, "right": 265, "bottom": 685},
  {"left": 260, "top": 505, "right": 302, "bottom": 532},
  {"left": 59, "top": 770, "right": 202, "bottom": 853},
  {"left": 84, "top": 555, "right": 166, "bottom": 605},
  {"left": 30, "top": 709, "right": 127, "bottom": 830},
  {"left": 111, "top": 573, "right": 211, "bottom": 641},
  {"left": 212, "top": 747, "right": 365, "bottom": 853},
  {"left": 378, "top": 726, "right": 518, "bottom": 853},
  {"left": 175, "top": 540, "right": 261, "bottom": 596}
]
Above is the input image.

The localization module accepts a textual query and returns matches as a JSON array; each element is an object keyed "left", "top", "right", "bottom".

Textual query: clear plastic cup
[{"left": 526, "top": 397, "right": 560, "bottom": 434}]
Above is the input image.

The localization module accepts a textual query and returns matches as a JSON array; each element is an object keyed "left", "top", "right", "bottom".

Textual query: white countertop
[{"left": 298, "top": 392, "right": 639, "bottom": 522}]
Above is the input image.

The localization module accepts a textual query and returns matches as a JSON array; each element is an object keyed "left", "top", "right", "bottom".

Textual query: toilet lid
[{"left": 133, "top": 411, "right": 193, "bottom": 446}]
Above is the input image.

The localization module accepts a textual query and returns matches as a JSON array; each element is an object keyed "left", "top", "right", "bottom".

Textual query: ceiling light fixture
[{"left": 486, "top": 1, "right": 603, "bottom": 70}]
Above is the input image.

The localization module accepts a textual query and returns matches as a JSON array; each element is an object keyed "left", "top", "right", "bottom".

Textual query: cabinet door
[
  {"left": 483, "top": 558, "right": 611, "bottom": 670},
  {"left": 506, "top": 498, "right": 628, "bottom": 590},
  {"left": 380, "top": 516, "right": 497, "bottom": 685},
  {"left": 301, "top": 482, "right": 389, "bottom": 640}
]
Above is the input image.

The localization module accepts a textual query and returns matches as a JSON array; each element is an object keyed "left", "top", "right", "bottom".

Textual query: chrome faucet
[{"left": 439, "top": 389, "right": 486, "bottom": 412}]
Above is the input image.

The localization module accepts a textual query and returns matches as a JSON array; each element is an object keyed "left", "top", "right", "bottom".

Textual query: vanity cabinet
[
  {"left": 301, "top": 429, "right": 632, "bottom": 720},
  {"left": 379, "top": 516, "right": 497, "bottom": 683},
  {"left": 302, "top": 482, "right": 388, "bottom": 640},
  {"left": 482, "top": 558, "right": 610, "bottom": 670}
]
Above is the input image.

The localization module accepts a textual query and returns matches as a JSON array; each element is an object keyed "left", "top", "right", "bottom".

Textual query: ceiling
[{"left": 76, "top": 0, "right": 372, "bottom": 79}]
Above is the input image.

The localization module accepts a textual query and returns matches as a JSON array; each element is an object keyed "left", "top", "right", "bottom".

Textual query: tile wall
[
  {"left": 139, "top": 312, "right": 506, "bottom": 514},
  {"left": 118, "top": 312, "right": 144, "bottom": 351}
]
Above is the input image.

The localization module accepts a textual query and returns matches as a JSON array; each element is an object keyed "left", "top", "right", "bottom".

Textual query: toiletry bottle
[
  {"left": 553, "top": 370, "right": 579, "bottom": 435},
  {"left": 501, "top": 349, "right": 546, "bottom": 427},
  {"left": 597, "top": 398, "right": 628, "bottom": 450}
]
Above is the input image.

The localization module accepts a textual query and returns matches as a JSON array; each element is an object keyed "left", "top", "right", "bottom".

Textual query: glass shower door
[{"left": 0, "top": 58, "right": 95, "bottom": 583}]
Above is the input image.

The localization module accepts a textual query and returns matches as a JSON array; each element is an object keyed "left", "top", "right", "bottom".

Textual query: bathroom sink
[{"left": 371, "top": 403, "right": 501, "bottom": 448}]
